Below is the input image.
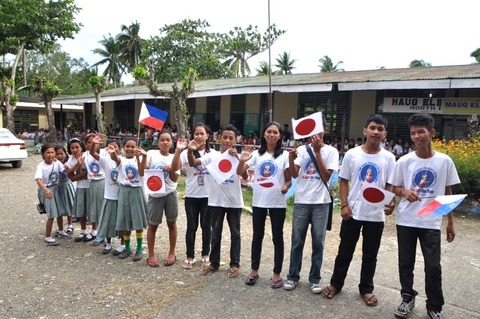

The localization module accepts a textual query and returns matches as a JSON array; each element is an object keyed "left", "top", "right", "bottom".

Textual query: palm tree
[
  {"left": 118, "top": 21, "right": 143, "bottom": 72},
  {"left": 91, "top": 34, "right": 125, "bottom": 88},
  {"left": 318, "top": 55, "right": 344, "bottom": 72},
  {"left": 470, "top": 48, "right": 480, "bottom": 63},
  {"left": 409, "top": 59, "right": 432, "bottom": 68},
  {"left": 275, "top": 51, "right": 296, "bottom": 74},
  {"left": 256, "top": 61, "right": 271, "bottom": 76}
]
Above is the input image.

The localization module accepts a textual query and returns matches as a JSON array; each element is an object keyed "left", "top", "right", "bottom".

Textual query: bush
[{"left": 433, "top": 137, "right": 480, "bottom": 197}]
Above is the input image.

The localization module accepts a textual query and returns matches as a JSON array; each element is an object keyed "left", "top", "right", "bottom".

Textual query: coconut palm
[
  {"left": 255, "top": 61, "right": 282, "bottom": 76},
  {"left": 409, "top": 59, "right": 432, "bottom": 68},
  {"left": 275, "top": 51, "right": 296, "bottom": 74},
  {"left": 118, "top": 21, "right": 143, "bottom": 72},
  {"left": 91, "top": 34, "right": 125, "bottom": 88},
  {"left": 318, "top": 55, "right": 344, "bottom": 72}
]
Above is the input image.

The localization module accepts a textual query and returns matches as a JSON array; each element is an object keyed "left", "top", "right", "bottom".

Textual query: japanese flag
[
  {"left": 291, "top": 112, "right": 324, "bottom": 140},
  {"left": 206, "top": 151, "right": 239, "bottom": 185},
  {"left": 359, "top": 184, "right": 395, "bottom": 209},
  {"left": 143, "top": 169, "right": 165, "bottom": 195}
]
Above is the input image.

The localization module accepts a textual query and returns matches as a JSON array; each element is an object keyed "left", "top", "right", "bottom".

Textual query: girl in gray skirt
[{"left": 109, "top": 138, "right": 148, "bottom": 261}]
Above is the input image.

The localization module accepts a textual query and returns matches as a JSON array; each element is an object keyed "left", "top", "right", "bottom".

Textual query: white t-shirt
[
  {"left": 99, "top": 152, "right": 119, "bottom": 200},
  {"left": 340, "top": 146, "right": 396, "bottom": 222},
  {"left": 85, "top": 151, "right": 105, "bottom": 180},
  {"left": 146, "top": 150, "right": 179, "bottom": 197},
  {"left": 388, "top": 151, "right": 460, "bottom": 230},
  {"left": 65, "top": 154, "right": 90, "bottom": 189},
  {"left": 117, "top": 157, "right": 142, "bottom": 187},
  {"left": 294, "top": 144, "right": 339, "bottom": 204},
  {"left": 180, "top": 148, "right": 218, "bottom": 198},
  {"left": 34, "top": 160, "right": 64, "bottom": 186},
  {"left": 200, "top": 151, "right": 244, "bottom": 208},
  {"left": 393, "top": 144, "right": 403, "bottom": 156},
  {"left": 245, "top": 150, "right": 289, "bottom": 208}
]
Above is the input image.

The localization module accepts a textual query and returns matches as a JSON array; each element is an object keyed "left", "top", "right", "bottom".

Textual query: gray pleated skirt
[
  {"left": 38, "top": 185, "right": 60, "bottom": 219},
  {"left": 87, "top": 179, "right": 105, "bottom": 223},
  {"left": 116, "top": 186, "right": 148, "bottom": 231},
  {"left": 73, "top": 188, "right": 88, "bottom": 218},
  {"left": 57, "top": 179, "right": 75, "bottom": 216},
  {"left": 97, "top": 199, "right": 119, "bottom": 238}
]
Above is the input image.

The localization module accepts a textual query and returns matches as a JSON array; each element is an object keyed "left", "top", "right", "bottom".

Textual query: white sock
[
  {"left": 91, "top": 230, "right": 97, "bottom": 236},
  {"left": 67, "top": 224, "right": 73, "bottom": 229},
  {"left": 45, "top": 237, "right": 53, "bottom": 241},
  {"left": 80, "top": 230, "right": 86, "bottom": 235},
  {"left": 105, "top": 243, "right": 112, "bottom": 250},
  {"left": 59, "top": 230, "right": 68, "bottom": 235},
  {"left": 116, "top": 245, "right": 124, "bottom": 252}
]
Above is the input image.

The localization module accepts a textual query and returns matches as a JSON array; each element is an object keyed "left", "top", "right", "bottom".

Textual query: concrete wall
[
  {"left": 274, "top": 92, "right": 297, "bottom": 126},
  {"left": 220, "top": 95, "right": 231, "bottom": 127},
  {"left": 349, "top": 91, "right": 377, "bottom": 139}
]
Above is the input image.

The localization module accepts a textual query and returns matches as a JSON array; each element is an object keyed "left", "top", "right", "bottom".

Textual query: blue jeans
[
  {"left": 330, "top": 218, "right": 384, "bottom": 295},
  {"left": 397, "top": 225, "right": 443, "bottom": 312},
  {"left": 208, "top": 206, "right": 241, "bottom": 269},
  {"left": 287, "top": 203, "right": 329, "bottom": 284},
  {"left": 251, "top": 207, "right": 286, "bottom": 274},
  {"left": 184, "top": 197, "right": 210, "bottom": 259}
]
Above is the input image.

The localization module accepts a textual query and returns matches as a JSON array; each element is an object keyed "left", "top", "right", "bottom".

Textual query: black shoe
[
  {"left": 74, "top": 233, "right": 86, "bottom": 242},
  {"left": 394, "top": 293, "right": 415, "bottom": 318},
  {"left": 118, "top": 250, "right": 132, "bottom": 259},
  {"left": 82, "top": 233, "right": 96, "bottom": 242},
  {"left": 102, "top": 246, "right": 112, "bottom": 254}
]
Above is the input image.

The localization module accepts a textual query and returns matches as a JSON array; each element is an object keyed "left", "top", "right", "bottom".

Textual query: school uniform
[{"left": 34, "top": 161, "right": 64, "bottom": 218}]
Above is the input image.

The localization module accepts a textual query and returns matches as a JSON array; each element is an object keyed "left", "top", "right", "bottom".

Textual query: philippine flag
[
  {"left": 206, "top": 152, "right": 239, "bottom": 185},
  {"left": 138, "top": 102, "right": 168, "bottom": 131},
  {"left": 359, "top": 185, "right": 395, "bottom": 209},
  {"left": 416, "top": 194, "right": 467, "bottom": 216},
  {"left": 291, "top": 111, "right": 324, "bottom": 140},
  {"left": 143, "top": 169, "right": 165, "bottom": 195}
]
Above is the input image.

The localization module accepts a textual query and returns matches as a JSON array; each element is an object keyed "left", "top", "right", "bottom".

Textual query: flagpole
[{"left": 137, "top": 125, "right": 142, "bottom": 146}]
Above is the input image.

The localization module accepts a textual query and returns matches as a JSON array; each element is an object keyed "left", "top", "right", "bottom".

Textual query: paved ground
[{"left": 1, "top": 154, "right": 479, "bottom": 319}]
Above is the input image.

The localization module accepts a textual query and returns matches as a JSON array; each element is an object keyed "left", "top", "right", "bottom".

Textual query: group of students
[{"left": 35, "top": 113, "right": 458, "bottom": 319}]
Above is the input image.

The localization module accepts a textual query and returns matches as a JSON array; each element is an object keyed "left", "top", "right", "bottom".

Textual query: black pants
[
  {"left": 330, "top": 218, "right": 384, "bottom": 295},
  {"left": 208, "top": 206, "right": 241, "bottom": 269},
  {"left": 251, "top": 207, "right": 286, "bottom": 274},
  {"left": 397, "top": 225, "right": 443, "bottom": 312},
  {"left": 184, "top": 197, "right": 210, "bottom": 259}
]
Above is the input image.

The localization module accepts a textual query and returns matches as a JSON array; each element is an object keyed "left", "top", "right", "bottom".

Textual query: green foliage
[
  {"left": 142, "top": 19, "right": 232, "bottom": 83},
  {"left": 471, "top": 48, "right": 480, "bottom": 63},
  {"left": 91, "top": 35, "right": 125, "bottom": 88},
  {"left": 219, "top": 24, "right": 286, "bottom": 77},
  {"left": 275, "top": 51, "right": 297, "bottom": 75},
  {"left": 409, "top": 59, "right": 432, "bottom": 68},
  {"left": 33, "top": 77, "right": 62, "bottom": 100},
  {"left": 319, "top": 55, "right": 344, "bottom": 73}
]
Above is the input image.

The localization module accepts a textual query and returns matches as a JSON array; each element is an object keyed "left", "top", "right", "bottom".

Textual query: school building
[{"left": 5, "top": 64, "right": 480, "bottom": 141}]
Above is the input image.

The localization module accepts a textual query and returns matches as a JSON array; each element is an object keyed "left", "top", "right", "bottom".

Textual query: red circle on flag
[
  {"left": 218, "top": 159, "right": 232, "bottom": 173},
  {"left": 295, "top": 119, "right": 316, "bottom": 136},
  {"left": 147, "top": 176, "right": 163, "bottom": 191},
  {"left": 363, "top": 187, "right": 385, "bottom": 203}
]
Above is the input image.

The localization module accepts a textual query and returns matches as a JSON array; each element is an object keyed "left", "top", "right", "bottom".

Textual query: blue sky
[{"left": 60, "top": 0, "right": 478, "bottom": 81}]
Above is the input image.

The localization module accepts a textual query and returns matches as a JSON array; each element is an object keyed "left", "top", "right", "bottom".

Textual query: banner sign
[{"left": 383, "top": 97, "right": 480, "bottom": 115}]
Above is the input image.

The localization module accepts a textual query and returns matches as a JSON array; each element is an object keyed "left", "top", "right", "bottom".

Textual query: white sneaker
[
  {"left": 310, "top": 282, "right": 322, "bottom": 294},
  {"left": 283, "top": 280, "right": 297, "bottom": 291},
  {"left": 44, "top": 238, "right": 59, "bottom": 246}
]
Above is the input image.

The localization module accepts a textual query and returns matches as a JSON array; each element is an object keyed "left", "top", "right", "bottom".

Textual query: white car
[{"left": 0, "top": 128, "right": 28, "bottom": 168}]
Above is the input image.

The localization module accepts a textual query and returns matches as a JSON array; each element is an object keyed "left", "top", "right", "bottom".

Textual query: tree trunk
[
  {"left": 94, "top": 92, "right": 104, "bottom": 134},
  {"left": 45, "top": 101, "right": 57, "bottom": 143},
  {"left": 3, "top": 43, "right": 24, "bottom": 134}
]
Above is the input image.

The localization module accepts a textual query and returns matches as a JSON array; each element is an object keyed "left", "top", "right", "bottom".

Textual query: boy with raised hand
[
  {"left": 389, "top": 113, "right": 459, "bottom": 319},
  {"left": 321, "top": 114, "right": 396, "bottom": 307}
]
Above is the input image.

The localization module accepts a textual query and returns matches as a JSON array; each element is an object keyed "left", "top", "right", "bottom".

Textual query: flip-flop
[
  {"left": 146, "top": 257, "right": 159, "bottom": 268},
  {"left": 271, "top": 277, "right": 283, "bottom": 289},
  {"left": 245, "top": 275, "right": 259, "bottom": 285},
  {"left": 361, "top": 293, "right": 378, "bottom": 307},
  {"left": 182, "top": 259, "right": 194, "bottom": 269},
  {"left": 321, "top": 285, "right": 338, "bottom": 299},
  {"left": 227, "top": 267, "right": 240, "bottom": 278},
  {"left": 164, "top": 256, "right": 177, "bottom": 266}
]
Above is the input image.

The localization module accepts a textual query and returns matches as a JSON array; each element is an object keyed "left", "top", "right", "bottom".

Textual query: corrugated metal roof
[{"left": 54, "top": 64, "right": 480, "bottom": 103}]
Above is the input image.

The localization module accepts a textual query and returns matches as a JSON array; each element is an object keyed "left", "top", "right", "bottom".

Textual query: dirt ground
[{"left": 1, "top": 154, "right": 479, "bottom": 319}]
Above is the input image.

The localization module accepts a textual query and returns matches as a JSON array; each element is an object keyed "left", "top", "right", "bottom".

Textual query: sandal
[
  {"left": 270, "top": 277, "right": 283, "bottom": 289},
  {"left": 245, "top": 274, "right": 259, "bottom": 285},
  {"left": 146, "top": 257, "right": 159, "bottom": 268},
  {"left": 182, "top": 259, "right": 194, "bottom": 269},
  {"left": 202, "top": 266, "right": 218, "bottom": 275},
  {"left": 321, "top": 285, "right": 339, "bottom": 299},
  {"left": 164, "top": 255, "right": 177, "bottom": 267},
  {"left": 361, "top": 293, "right": 378, "bottom": 307},
  {"left": 227, "top": 267, "right": 240, "bottom": 278},
  {"left": 201, "top": 257, "right": 210, "bottom": 268}
]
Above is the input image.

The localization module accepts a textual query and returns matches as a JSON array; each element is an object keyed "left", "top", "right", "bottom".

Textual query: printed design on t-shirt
[
  {"left": 59, "top": 170, "right": 68, "bottom": 181},
  {"left": 124, "top": 164, "right": 140, "bottom": 184},
  {"left": 89, "top": 161, "right": 103, "bottom": 177},
  {"left": 412, "top": 167, "right": 436, "bottom": 197},
  {"left": 358, "top": 162, "right": 379, "bottom": 183},
  {"left": 193, "top": 166, "right": 209, "bottom": 176},
  {"left": 110, "top": 168, "right": 119, "bottom": 184},
  {"left": 255, "top": 160, "right": 278, "bottom": 188},
  {"left": 48, "top": 170, "right": 59, "bottom": 185},
  {"left": 152, "top": 161, "right": 169, "bottom": 179},
  {"left": 301, "top": 158, "right": 321, "bottom": 181}
]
